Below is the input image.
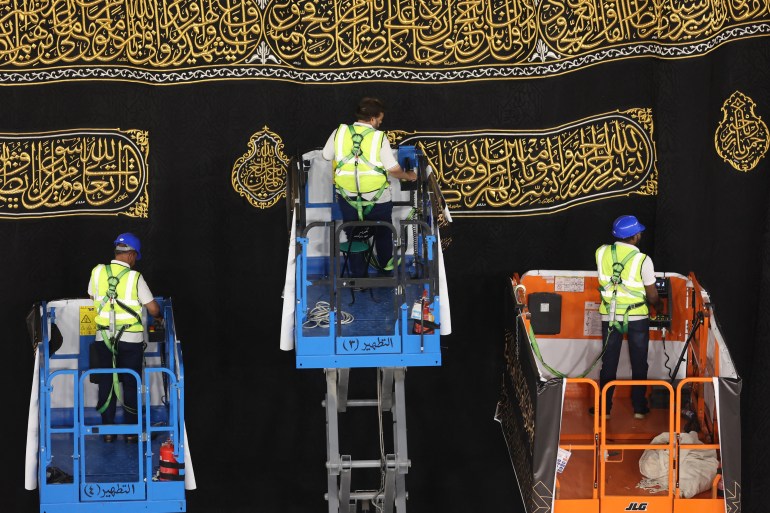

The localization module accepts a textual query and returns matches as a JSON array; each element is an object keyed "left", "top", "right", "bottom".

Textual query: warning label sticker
[{"left": 80, "top": 306, "right": 96, "bottom": 336}]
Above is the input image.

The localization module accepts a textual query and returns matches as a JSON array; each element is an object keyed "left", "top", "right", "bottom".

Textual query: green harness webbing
[
  {"left": 367, "top": 207, "right": 415, "bottom": 272},
  {"left": 598, "top": 244, "right": 647, "bottom": 334},
  {"left": 336, "top": 125, "right": 389, "bottom": 221},
  {"left": 95, "top": 264, "right": 143, "bottom": 415},
  {"left": 523, "top": 318, "right": 612, "bottom": 379}
]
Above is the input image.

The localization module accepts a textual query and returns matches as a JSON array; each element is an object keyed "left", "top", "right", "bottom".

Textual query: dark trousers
[
  {"left": 599, "top": 318, "right": 650, "bottom": 413},
  {"left": 338, "top": 195, "right": 394, "bottom": 276},
  {"left": 94, "top": 339, "right": 143, "bottom": 425}
]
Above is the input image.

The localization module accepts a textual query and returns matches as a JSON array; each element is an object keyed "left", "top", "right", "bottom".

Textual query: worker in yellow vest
[
  {"left": 592, "top": 216, "right": 663, "bottom": 420},
  {"left": 322, "top": 97, "right": 417, "bottom": 276},
  {"left": 88, "top": 233, "right": 162, "bottom": 442}
]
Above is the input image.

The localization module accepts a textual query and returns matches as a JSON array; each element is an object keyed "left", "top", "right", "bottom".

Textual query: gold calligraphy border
[
  {"left": 0, "top": 0, "right": 768, "bottom": 84},
  {"left": 0, "top": 129, "right": 149, "bottom": 219},
  {"left": 231, "top": 126, "right": 288, "bottom": 210},
  {"left": 392, "top": 109, "right": 657, "bottom": 218},
  {"left": 715, "top": 91, "right": 769, "bottom": 172}
]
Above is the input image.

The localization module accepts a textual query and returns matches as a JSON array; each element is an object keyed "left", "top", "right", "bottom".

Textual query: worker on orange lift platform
[
  {"left": 591, "top": 215, "right": 664, "bottom": 420},
  {"left": 322, "top": 97, "right": 417, "bottom": 276},
  {"left": 88, "top": 233, "right": 162, "bottom": 442}
]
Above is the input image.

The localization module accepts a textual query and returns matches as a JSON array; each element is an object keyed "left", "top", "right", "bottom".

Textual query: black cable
[
  {"left": 669, "top": 311, "right": 705, "bottom": 384},
  {"left": 662, "top": 331, "right": 675, "bottom": 379}
]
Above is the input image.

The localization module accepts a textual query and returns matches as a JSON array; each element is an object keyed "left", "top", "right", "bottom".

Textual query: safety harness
[
  {"left": 335, "top": 125, "right": 389, "bottom": 221},
  {"left": 95, "top": 264, "right": 143, "bottom": 415},
  {"left": 598, "top": 244, "right": 647, "bottom": 334},
  {"left": 519, "top": 246, "right": 649, "bottom": 379}
]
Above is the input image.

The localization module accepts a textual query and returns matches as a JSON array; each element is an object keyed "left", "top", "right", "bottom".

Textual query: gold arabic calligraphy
[
  {"left": 715, "top": 91, "right": 769, "bottom": 172},
  {"left": 0, "top": 1, "right": 767, "bottom": 74},
  {"left": 0, "top": 0, "right": 262, "bottom": 67},
  {"left": 266, "top": 0, "right": 768, "bottom": 65},
  {"left": 266, "top": 0, "right": 537, "bottom": 66},
  {"left": 392, "top": 109, "right": 657, "bottom": 216},
  {"left": 231, "top": 125, "right": 288, "bottom": 210},
  {"left": 537, "top": 0, "right": 768, "bottom": 54},
  {"left": 0, "top": 130, "right": 149, "bottom": 218}
]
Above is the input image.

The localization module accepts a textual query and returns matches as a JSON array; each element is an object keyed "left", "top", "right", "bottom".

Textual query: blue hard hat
[
  {"left": 612, "top": 215, "right": 645, "bottom": 239},
  {"left": 114, "top": 232, "right": 142, "bottom": 260}
]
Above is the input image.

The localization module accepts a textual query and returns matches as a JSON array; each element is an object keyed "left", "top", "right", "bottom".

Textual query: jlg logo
[{"left": 625, "top": 503, "right": 648, "bottom": 511}]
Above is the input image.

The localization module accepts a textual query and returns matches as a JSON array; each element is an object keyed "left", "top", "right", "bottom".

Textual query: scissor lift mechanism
[
  {"left": 290, "top": 146, "right": 444, "bottom": 512},
  {"left": 324, "top": 368, "right": 409, "bottom": 512}
]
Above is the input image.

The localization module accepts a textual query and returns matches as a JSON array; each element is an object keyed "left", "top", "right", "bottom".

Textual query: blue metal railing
[
  {"left": 38, "top": 298, "right": 187, "bottom": 512},
  {"left": 294, "top": 216, "right": 442, "bottom": 368}
]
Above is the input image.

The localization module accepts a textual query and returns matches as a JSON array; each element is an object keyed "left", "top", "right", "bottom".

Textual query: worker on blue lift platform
[
  {"left": 322, "top": 97, "right": 417, "bottom": 276},
  {"left": 88, "top": 233, "right": 162, "bottom": 442},
  {"left": 592, "top": 215, "right": 663, "bottom": 420}
]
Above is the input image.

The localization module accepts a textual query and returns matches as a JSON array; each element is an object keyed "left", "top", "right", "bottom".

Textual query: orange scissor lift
[{"left": 498, "top": 271, "right": 741, "bottom": 513}]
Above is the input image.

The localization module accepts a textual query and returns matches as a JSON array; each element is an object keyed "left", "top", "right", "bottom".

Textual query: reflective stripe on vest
[
  {"left": 333, "top": 124, "right": 387, "bottom": 194},
  {"left": 91, "top": 263, "right": 144, "bottom": 332},
  {"left": 596, "top": 244, "right": 649, "bottom": 316}
]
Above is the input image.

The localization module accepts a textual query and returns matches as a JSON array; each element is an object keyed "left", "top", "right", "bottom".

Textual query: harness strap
[
  {"left": 115, "top": 298, "right": 143, "bottom": 326},
  {"left": 96, "top": 265, "right": 131, "bottom": 315},
  {"left": 335, "top": 125, "right": 387, "bottom": 173},
  {"left": 95, "top": 325, "right": 130, "bottom": 414},
  {"left": 97, "top": 265, "right": 143, "bottom": 328},
  {"left": 598, "top": 244, "right": 647, "bottom": 333},
  {"left": 525, "top": 318, "right": 619, "bottom": 378},
  {"left": 598, "top": 244, "right": 641, "bottom": 292},
  {"left": 607, "top": 301, "right": 647, "bottom": 334},
  {"left": 336, "top": 182, "right": 388, "bottom": 221},
  {"left": 94, "top": 264, "right": 142, "bottom": 416},
  {"left": 335, "top": 125, "right": 388, "bottom": 197},
  {"left": 336, "top": 125, "right": 371, "bottom": 168}
]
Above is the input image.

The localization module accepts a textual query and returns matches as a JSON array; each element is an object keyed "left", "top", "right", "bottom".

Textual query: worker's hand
[
  {"left": 153, "top": 317, "right": 166, "bottom": 329},
  {"left": 409, "top": 170, "right": 418, "bottom": 181}
]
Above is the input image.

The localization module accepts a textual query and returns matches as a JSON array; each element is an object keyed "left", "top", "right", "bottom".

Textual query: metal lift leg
[
  {"left": 380, "top": 368, "right": 394, "bottom": 411},
  {"left": 338, "top": 368, "right": 350, "bottom": 412},
  {"left": 325, "top": 368, "right": 411, "bottom": 513},
  {"left": 383, "top": 454, "right": 396, "bottom": 513},
  {"left": 392, "top": 368, "right": 409, "bottom": 512},
  {"left": 339, "top": 455, "right": 353, "bottom": 513},
  {"left": 325, "top": 369, "right": 341, "bottom": 513}
]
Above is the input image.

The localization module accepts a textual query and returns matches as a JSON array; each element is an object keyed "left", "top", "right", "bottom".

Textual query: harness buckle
[{"left": 106, "top": 275, "right": 120, "bottom": 298}]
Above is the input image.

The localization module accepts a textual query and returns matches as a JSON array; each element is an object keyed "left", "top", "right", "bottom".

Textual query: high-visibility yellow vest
[
  {"left": 91, "top": 263, "right": 143, "bottom": 333},
  {"left": 596, "top": 244, "right": 649, "bottom": 316},
  {"left": 333, "top": 124, "right": 387, "bottom": 194}
]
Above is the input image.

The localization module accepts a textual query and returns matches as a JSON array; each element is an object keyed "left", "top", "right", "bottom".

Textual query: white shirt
[
  {"left": 88, "top": 260, "right": 154, "bottom": 342},
  {"left": 600, "top": 242, "right": 656, "bottom": 322}
]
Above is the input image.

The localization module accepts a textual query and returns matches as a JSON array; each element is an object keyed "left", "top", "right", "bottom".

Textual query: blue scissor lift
[
  {"left": 290, "top": 146, "right": 444, "bottom": 512},
  {"left": 34, "top": 297, "right": 187, "bottom": 513}
]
